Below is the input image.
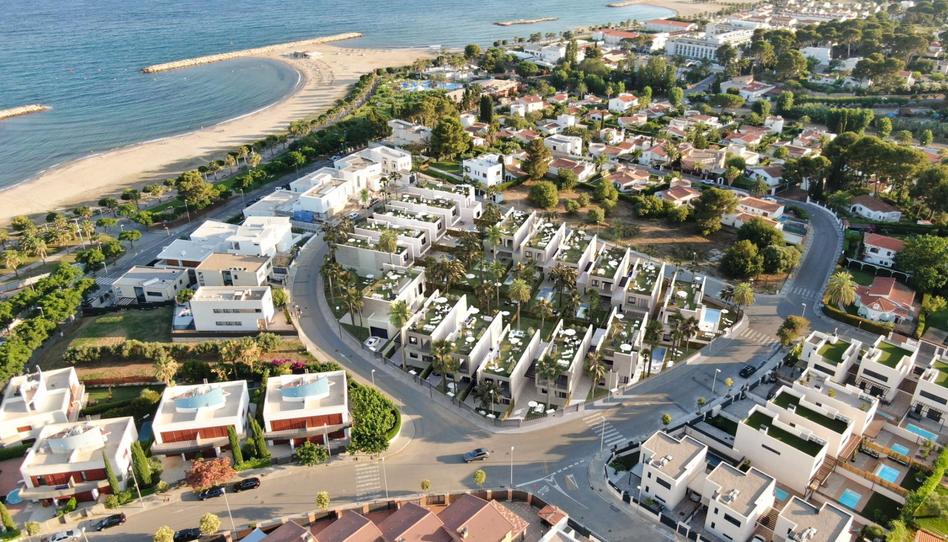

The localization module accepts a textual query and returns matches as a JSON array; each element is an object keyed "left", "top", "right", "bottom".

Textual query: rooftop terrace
[
  {"left": 591, "top": 246, "right": 627, "bottom": 278},
  {"left": 605, "top": 314, "right": 644, "bottom": 356},
  {"left": 379, "top": 207, "right": 441, "bottom": 223},
  {"left": 667, "top": 279, "right": 700, "bottom": 311},
  {"left": 416, "top": 179, "right": 470, "bottom": 196},
  {"left": 482, "top": 328, "right": 531, "bottom": 377},
  {"left": 931, "top": 361, "right": 948, "bottom": 389},
  {"left": 359, "top": 268, "right": 420, "bottom": 302},
  {"left": 631, "top": 261, "right": 661, "bottom": 292},
  {"left": 526, "top": 222, "right": 558, "bottom": 250},
  {"left": 340, "top": 235, "right": 407, "bottom": 255},
  {"left": 454, "top": 311, "right": 497, "bottom": 355},
  {"left": 549, "top": 324, "right": 586, "bottom": 371},
  {"left": 874, "top": 341, "right": 911, "bottom": 368},
  {"left": 817, "top": 340, "right": 851, "bottom": 366},
  {"left": 773, "top": 391, "right": 848, "bottom": 434},
  {"left": 499, "top": 210, "right": 530, "bottom": 237},
  {"left": 411, "top": 294, "right": 459, "bottom": 333},
  {"left": 397, "top": 193, "right": 456, "bottom": 210},
  {"left": 360, "top": 221, "right": 425, "bottom": 238},
  {"left": 557, "top": 230, "right": 593, "bottom": 265},
  {"left": 745, "top": 410, "right": 824, "bottom": 457}
]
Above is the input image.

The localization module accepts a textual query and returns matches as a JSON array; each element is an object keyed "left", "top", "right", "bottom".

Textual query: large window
[
  {"left": 724, "top": 513, "right": 742, "bottom": 528},
  {"left": 656, "top": 477, "right": 671, "bottom": 490}
]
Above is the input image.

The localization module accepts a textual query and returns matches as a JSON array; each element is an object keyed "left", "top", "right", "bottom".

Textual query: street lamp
[
  {"left": 509, "top": 446, "right": 515, "bottom": 487},
  {"left": 380, "top": 456, "right": 390, "bottom": 499},
  {"left": 127, "top": 464, "right": 145, "bottom": 509},
  {"left": 489, "top": 390, "right": 494, "bottom": 415},
  {"left": 371, "top": 369, "right": 376, "bottom": 387},
  {"left": 221, "top": 487, "right": 237, "bottom": 533},
  {"left": 711, "top": 368, "right": 721, "bottom": 394},
  {"left": 801, "top": 302, "right": 807, "bottom": 316},
  {"left": 599, "top": 417, "right": 606, "bottom": 452}
]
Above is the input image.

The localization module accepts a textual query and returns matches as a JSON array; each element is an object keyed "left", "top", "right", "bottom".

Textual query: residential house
[
  {"left": 849, "top": 195, "right": 902, "bottom": 223},
  {"left": 624, "top": 259, "right": 665, "bottom": 314},
  {"left": 437, "top": 493, "right": 529, "bottom": 541},
  {"left": 247, "top": 521, "right": 315, "bottom": 542},
  {"left": 472, "top": 78, "right": 520, "bottom": 98},
  {"left": 801, "top": 46, "right": 833, "bottom": 66},
  {"left": 722, "top": 196, "right": 785, "bottom": 229},
  {"left": 548, "top": 158, "right": 595, "bottom": 182},
  {"left": 535, "top": 321, "right": 594, "bottom": 406},
  {"left": 792, "top": 368, "right": 879, "bottom": 437},
  {"left": 855, "top": 335, "right": 917, "bottom": 401},
  {"left": 639, "top": 143, "right": 672, "bottom": 168},
  {"left": 462, "top": 154, "right": 504, "bottom": 186},
  {"left": 658, "top": 184, "right": 701, "bottom": 206},
  {"left": 581, "top": 244, "right": 632, "bottom": 307},
  {"left": 156, "top": 239, "right": 217, "bottom": 269},
  {"left": 619, "top": 113, "right": 647, "bottom": 128},
  {"left": 544, "top": 134, "right": 583, "bottom": 157},
  {"left": 403, "top": 293, "right": 469, "bottom": 369},
  {"left": 403, "top": 180, "right": 483, "bottom": 225},
  {"left": 639, "top": 432, "right": 708, "bottom": 508},
  {"left": 491, "top": 208, "right": 539, "bottom": 261},
  {"left": 595, "top": 29, "right": 642, "bottom": 47},
  {"left": 612, "top": 167, "right": 652, "bottom": 193},
  {"left": 389, "top": 192, "right": 461, "bottom": 230},
  {"left": 150, "top": 380, "right": 249, "bottom": 457},
  {"left": 19, "top": 417, "right": 137, "bottom": 504},
  {"left": 373, "top": 206, "right": 445, "bottom": 244},
  {"left": 734, "top": 405, "right": 829, "bottom": 493},
  {"left": 190, "top": 217, "right": 294, "bottom": 258},
  {"left": 659, "top": 272, "right": 709, "bottom": 330},
  {"left": 748, "top": 165, "right": 785, "bottom": 194},
  {"left": 357, "top": 266, "right": 427, "bottom": 339},
  {"left": 111, "top": 266, "right": 190, "bottom": 304},
  {"left": 312, "top": 511, "right": 381, "bottom": 542},
  {"left": 702, "top": 464, "right": 775, "bottom": 542},
  {"left": 912, "top": 358, "right": 948, "bottom": 424},
  {"left": 645, "top": 18, "right": 698, "bottom": 32},
  {"left": 521, "top": 221, "right": 567, "bottom": 269},
  {"left": 355, "top": 222, "right": 428, "bottom": 262},
  {"left": 335, "top": 234, "right": 411, "bottom": 276},
  {"left": 726, "top": 126, "right": 769, "bottom": 147},
  {"left": 599, "top": 127, "right": 625, "bottom": 145},
  {"left": 774, "top": 497, "right": 854, "bottom": 542},
  {"left": 510, "top": 95, "right": 545, "bottom": 117},
  {"left": 293, "top": 170, "right": 356, "bottom": 221},
  {"left": 765, "top": 115, "right": 785, "bottom": 134},
  {"left": 597, "top": 309, "right": 649, "bottom": 387},
  {"left": 554, "top": 230, "right": 598, "bottom": 274},
  {"left": 801, "top": 331, "right": 862, "bottom": 383},
  {"left": 862, "top": 233, "right": 904, "bottom": 268},
  {"left": 188, "top": 286, "right": 275, "bottom": 333},
  {"left": 793, "top": 128, "right": 836, "bottom": 150},
  {"left": 854, "top": 277, "right": 916, "bottom": 324},
  {"left": 262, "top": 371, "right": 349, "bottom": 449},
  {"left": 720, "top": 76, "right": 776, "bottom": 101},
  {"left": 608, "top": 93, "right": 640, "bottom": 113},
  {"left": 0, "top": 368, "right": 85, "bottom": 446},
  {"left": 195, "top": 253, "right": 270, "bottom": 288},
  {"left": 476, "top": 326, "right": 543, "bottom": 405},
  {"left": 387, "top": 119, "right": 432, "bottom": 146},
  {"left": 586, "top": 109, "right": 612, "bottom": 122},
  {"left": 681, "top": 146, "right": 726, "bottom": 175},
  {"left": 767, "top": 386, "right": 856, "bottom": 458}
]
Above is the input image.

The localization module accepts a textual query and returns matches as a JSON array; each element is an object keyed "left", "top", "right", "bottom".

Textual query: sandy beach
[
  {"left": 613, "top": 0, "right": 745, "bottom": 17},
  {"left": 0, "top": 44, "right": 430, "bottom": 223}
]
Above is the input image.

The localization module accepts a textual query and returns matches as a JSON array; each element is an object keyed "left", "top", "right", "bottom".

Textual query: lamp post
[
  {"left": 711, "top": 368, "right": 721, "bottom": 394},
  {"left": 801, "top": 302, "right": 807, "bottom": 316},
  {"left": 127, "top": 465, "right": 145, "bottom": 509},
  {"left": 599, "top": 416, "right": 606, "bottom": 452},
  {"left": 221, "top": 487, "right": 237, "bottom": 533},
  {"left": 371, "top": 369, "right": 376, "bottom": 387},
  {"left": 509, "top": 446, "right": 515, "bottom": 487},
  {"left": 380, "top": 456, "right": 390, "bottom": 499}
]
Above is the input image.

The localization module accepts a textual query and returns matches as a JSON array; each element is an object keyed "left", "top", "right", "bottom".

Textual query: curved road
[{"left": 86, "top": 200, "right": 848, "bottom": 541}]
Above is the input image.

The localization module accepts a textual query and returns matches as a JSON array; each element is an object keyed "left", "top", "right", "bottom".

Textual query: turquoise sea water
[{"left": 0, "top": 0, "right": 672, "bottom": 188}]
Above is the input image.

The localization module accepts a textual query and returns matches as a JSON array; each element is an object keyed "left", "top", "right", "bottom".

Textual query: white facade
[
  {"left": 190, "top": 217, "right": 293, "bottom": 258},
  {"left": 768, "top": 386, "right": 855, "bottom": 458},
  {"left": 801, "top": 46, "right": 833, "bottom": 66},
  {"left": 801, "top": 331, "right": 861, "bottom": 384},
  {"left": 639, "top": 432, "right": 708, "bottom": 509},
  {"left": 855, "top": 336, "right": 917, "bottom": 402},
  {"left": 263, "top": 371, "right": 350, "bottom": 446},
  {"left": 703, "top": 464, "right": 775, "bottom": 542},
  {"left": 912, "top": 360, "right": 948, "bottom": 423},
  {"left": 862, "top": 233, "right": 903, "bottom": 268},
  {"left": 195, "top": 253, "right": 270, "bottom": 288},
  {"left": 792, "top": 369, "right": 879, "bottom": 437},
  {"left": 189, "top": 286, "right": 275, "bottom": 333},
  {"left": 462, "top": 154, "right": 504, "bottom": 186},
  {"left": 544, "top": 134, "right": 583, "bottom": 157},
  {"left": 151, "top": 380, "right": 250, "bottom": 456},
  {"left": 607, "top": 93, "right": 639, "bottom": 113},
  {"left": 0, "top": 368, "right": 85, "bottom": 445},
  {"left": 734, "top": 406, "right": 828, "bottom": 494},
  {"left": 112, "top": 266, "right": 190, "bottom": 304},
  {"left": 387, "top": 119, "right": 432, "bottom": 146}
]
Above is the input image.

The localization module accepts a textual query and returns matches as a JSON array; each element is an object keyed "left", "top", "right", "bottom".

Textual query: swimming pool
[
  {"left": 876, "top": 464, "right": 901, "bottom": 483},
  {"left": 701, "top": 308, "right": 722, "bottom": 331},
  {"left": 536, "top": 287, "right": 554, "bottom": 303},
  {"left": 774, "top": 487, "right": 790, "bottom": 501},
  {"left": 4, "top": 488, "right": 22, "bottom": 506},
  {"left": 906, "top": 423, "right": 938, "bottom": 442},
  {"left": 838, "top": 489, "right": 862, "bottom": 510},
  {"left": 652, "top": 346, "right": 667, "bottom": 364},
  {"left": 399, "top": 81, "right": 463, "bottom": 92},
  {"left": 891, "top": 443, "right": 911, "bottom": 456}
]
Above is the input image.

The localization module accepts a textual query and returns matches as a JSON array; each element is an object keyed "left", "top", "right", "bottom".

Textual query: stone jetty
[{"left": 0, "top": 104, "right": 50, "bottom": 121}]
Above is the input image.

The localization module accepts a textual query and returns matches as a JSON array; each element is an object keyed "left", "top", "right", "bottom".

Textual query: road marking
[{"left": 354, "top": 462, "right": 383, "bottom": 500}]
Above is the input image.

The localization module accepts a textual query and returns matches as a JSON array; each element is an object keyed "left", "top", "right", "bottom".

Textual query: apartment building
[
  {"left": 150, "top": 380, "right": 249, "bottom": 457},
  {"left": 801, "top": 331, "right": 860, "bottom": 383},
  {"left": 402, "top": 180, "right": 483, "bottom": 224},
  {"left": 912, "top": 358, "right": 948, "bottom": 423},
  {"left": 188, "top": 286, "right": 275, "bottom": 333},
  {"left": 535, "top": 321, "right": 594, "bottom": 406},
  {"left": 354, "top": 221, "right": 429, "bottom": 261},
  {"left": 792, "top": 369, "right": 879, "bottom": 437},
  {"left": 520, "top": 221, "right": 567, "bottom": 269},
  {"left": 0, "top": 367, "right": 85, "bottom": 445},
  {"left": 734, "top": 405, "right": 828, "bottom": 493},
  {"left": 702, "top": 464, "right": 775, "bottom": 542},
  {"left": 476, "top": 326, "right": 543, "bottom": 405},
  {"left": 262, "top": 371, "right": 349, "bottom": 448},
  {"left": 774, "top": 497, "right": 853, "bottom": 542},
  {"left": 624, "top": 260, "right": 665, "bottom": 313},
  {"left": 639, "top": 432, "right": 708, "bottom": 508},
  {"left": 855, "top": 336, "right": 917, "bottom": 401},
  {"left": 462, "top": 154, "right": 504, "bottom": 186},
  {"left": 335, "top": 234, "right": 411, "bottom": 276},
  {"left": 190, "top": 217, "right": 294, "bottom": 258},
  {"left": 195, "top": 253, "right": 270, "bottom": 288},
  {"left": 358, "top": 266, "right": 427, "bottom": 339},
  {"left": 294, "top": 170, "right": 353, "bottom": 221},
  {"left": 111, "top": 266, "right": 190, "bottom": 304},
  {"left": 767, "top": 386, "right": 855, "bottom": 458},
  {"left": 19, "top": 417, "right": 137, "bottom": 503}
]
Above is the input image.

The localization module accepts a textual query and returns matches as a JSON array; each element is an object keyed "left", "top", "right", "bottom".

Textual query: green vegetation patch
[
  {"left": 706, "top": 415, "right": 738, "bottom": 436},
  {"left": 876, "top": 341, "right": 911, "bottom": 368},
  {"left": 745, "top": 411, "right": 823, "bottom": 456},
  {"left": 818, "top": 340, "right": 851, "bottom": 365},
  {"left": 773, "top": 391, "right": 848, "bottom": 433},
  {"left": 69, "top": 307, "right": 172, "bottom": 348},
  {"left": 861, "top": 492, "right": 902, "bottom": 526}
]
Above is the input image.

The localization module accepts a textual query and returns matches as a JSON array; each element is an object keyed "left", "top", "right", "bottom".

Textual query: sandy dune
[{"left": 0, "top": 44, "right": 429, "bottom": 223}]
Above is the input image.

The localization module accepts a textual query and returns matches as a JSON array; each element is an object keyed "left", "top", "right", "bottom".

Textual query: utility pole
[
  {"left": 509, "top": 446, "right": 515, "bottom": 487},
  {"left": 380, "top": 456, "right": 390, "bottom": 499},
  {"left": 221, "top": 487, "right": 237, "bottom": 533}
]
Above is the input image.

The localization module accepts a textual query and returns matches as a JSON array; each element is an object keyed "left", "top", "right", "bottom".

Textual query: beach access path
[{"left": 0, "top": 44, "right": 432, "bottom": 224}]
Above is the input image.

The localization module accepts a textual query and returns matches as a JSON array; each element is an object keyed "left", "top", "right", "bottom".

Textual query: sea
[{"left": 0, "top": 0, "right": 673, "bottom": 188}]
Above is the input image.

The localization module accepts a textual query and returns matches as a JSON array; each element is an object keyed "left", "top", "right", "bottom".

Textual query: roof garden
[
  {"left": 744, "top": 410, "right": 824, "bottom": 457},
  {"left": 549, "top": 325, "right": 586, "bottom": 371},
  {"left": 874, "top": 341, "right": 911, "bottom": 368},
  {"left": 380, "top": 207, "right": 441, "bottom": 223},
  {"left": 482, "top": 328, "right": 531, "bottom": 377},
  {"left": 591, "top": 246, "right": 627, "bottom": 278},
  {"left": 605, "top": 314, "right": 644, "bottom": 356},
  {"left": 416, "top": 179, "right": 470, "bottom": 195},
  {"left": 773, "top": 391, "right": 848, "bottom": 434},
  {"left": 557, "top": 230, "right": 593, "bottom": 265},
  {"left": 526, "top": 222, "right": 558, "bottom": 250},
  {"left": 631, "top": 261, "right": 661, "bottom": 293},
  {"left": 360, "top": 221, "right": 425, "bottom": 238},
  {"left": 668, "top": 279, "right": 700, "bottom": 311},
  {"left": 931, "top": 361, "right": 948, "bottom": 389},
  {"left": 817, "top": 340, "right": 851, "bottom": 366},
  {"left": 339, "top": 235, "right": 407, "bottom": 255},
  {"left": 454, "top": 311, "right": 496, "bottom": 355},
  {"left": 498, "top": 210, "right": 530, "bottom": 237},
  {"left": 398, "top": 193, "right": 456, "bottom": 210},
  {"left": 360, "top": 268, "right": 420, "bottom": 302},
  {"left": 411, "top": 294, "right": 459, "bottom": 333}
]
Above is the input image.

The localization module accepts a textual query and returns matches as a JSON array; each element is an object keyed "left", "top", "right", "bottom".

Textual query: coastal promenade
[{"left": 142, "top": 32, "right": 363, "bottom": 73}]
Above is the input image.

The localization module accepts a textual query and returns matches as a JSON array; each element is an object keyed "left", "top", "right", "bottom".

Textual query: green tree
[
  {"left": 176, "top": 170, "right": 216, "bottom": 209},
  {"left": 762, "top": 245, "right": 800, "bottom": 274},
  {"left": 922, "top": 295, "right": 947, "bottom": 316},
  {"left": 119, "top": 229, "right": 142, "bottom": 248},
  {"left": 199, "top": 513, "right": 221, "bottom": 536},
  {"left": 876, "top": 117, "right": 893, "bottom": 138},
  {"left": 557, "top": 169, "right": 579, "bottom": 191},
  {"left": 294, "top": 441, "right": 329, "bottom": 466},
  {"left": 176, "top": 288, "right": 194, "bottom": 304},
  {"left": 919, "top": 129, "right": 933, "bottom": 146},
  {"left": 897, "top": 235, "right": 948, "bottom": 292},
  {"left": 777, "top": 315, "right": 810, "bottom": 346},
  {"left": 529, "top": 181, "right": 559, "bottom": 209},
  {"left": 464, "top": 44, "right": 481, "bottom": 59},
  {"left": 0, "top": 502, "right": 16, "bottom": 533},
  {"left": 585, "top": 351, "right": 607, "bottom": 393},
  {"left": 661, "top": 413, "right": 672, "bottom": 426},
  {"left": 154, "top": 526, "right": 175, "bottom": 542},
  {"left": 389, "top": 299, "right": 411, "bottom": 369},
  {"left": 826, "top": 271, "right": 857, "bottom": 307},
  {"left": 472, "top": 469, "right": 487, "bottom": 487},
  {"left": 587, "top": 207, "right": 605, "bottom": 228},
  {"left": 508, "top": 278, "right": 532, "bottom": 326},
  {"left": 776, "top": 91, "right": 794, "bottom": 113},
  {"left": 250, "top": 418, "right": 270, "bottom": 459},
  {"left": 315, "top": 490, "right": 331, "bottom": 511},
  {"left": 430, "top": 117, "right": 469, "bottom": 159},
  {"left": 131, "top": 440, "right": 153, "bottom": 487},
  {"left": 732, "top": 282, "right": 755, "bottom": 315},
  {"left": 431, "top": 340, "right": 457, "bottom": 392},
  {"left": 669, "top": 87, "right": 684, "bottom": 107},
  {"left": 895, "top": 130, "right": 914, "bottom": 144},
  {"left": 102, "top": 450, "right": 121, "bottom": 494},
  {"left": 421, "top": 479, "right": 431, "bottom": 493},
  {"left": 523, "top": 138, "right": 552, "bottom": 180},
  {"left": 738, "top": 217, "right": 783, "bottom": 249},
  {"left": 722, "top": 240, "right": 763, "bottom": 278},
  {"left": 693, "top": 188, "right": 739, "bottom": 236},
  {"left": 227, "top": 426, "right": 244, "bottom": 465},
  {"left": 3, "top": 250, "right": 22, "bottom": 277},
  {"left": 479, "top": 95, "right": 494, "bottom": 124}
]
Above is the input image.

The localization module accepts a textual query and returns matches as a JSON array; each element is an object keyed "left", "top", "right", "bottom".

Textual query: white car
[
  {"left": 49, "top": 530, "right": 82, "bottom": 542},
  {"left": 363, "top": 336, "right": 383, "bottom": 352}
]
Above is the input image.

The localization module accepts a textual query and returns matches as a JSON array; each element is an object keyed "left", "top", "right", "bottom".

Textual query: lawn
[
  {"left": 706, "top": 415, "right": 738, "bottom": 436},
  {"left": 847, "top": 268, "right": 877, "bottom": 286},
  {"left": 87, "top": 385, "right": 154, "bottom": 404},
  {"left": 609, "top": 451, "right": 640, "bottom": 472},
  {"left": 818, "top": 340, "right": 851, "bottom": 365},
  {"left": 915, "top": 484, "right": 948, "bottom": 536},
  {"left": 861, "top": 492, "right": 902, "bottom": 526},
  {"left": 68, "top": 307, "right": 173, "bottom": 349},
  {"left": 928, "top": 306, "right": 948, "bottom": 333},
  {"left": 900, "top": 465, "right": 930, "bottom": 492}
]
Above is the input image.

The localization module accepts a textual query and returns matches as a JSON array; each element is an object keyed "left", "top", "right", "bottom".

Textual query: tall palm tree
[
  {"left": 377, "top": 229, "right": 399, "bottom": 266},
  {"left": 435, "top": 259, "right": 466, "bottom": 292},
  {"left": 585, "top": 351, "right": 607, "bottom": 394},
  {"left": 321, "top": 222, "right": 344, "bottom": 261},
  {"left": 668, "top": 317, "right": 684, "bottom": 364},
  {"left": 359, "top": 188, "right": 371, "bottom": 209},
  {"left": 431, "top": 340, "right": 456, "bottom": 393},
  {"left": 33, "top": 238, "right": 48, "bottom": 263},
  {"left": 826, "top": 271, "right": 857, "bottom": 308},
  {"left": 536, "top": 354, "right": 565, "bottom": 407},
  {"left": 680, "top": 316, "right": 699, "bottom": 350},
  {"left": 550, "top": 263, "right": 577, "bottom": 310},
  {"left": 732, "top": 282, "right": 755, "bottom": 317},
  {"left": 536, "top": 299, "right": 554, "bottom": 336},
  {"left": 474, "top": 379, "right": 503, "bottom": 412},
  {"left": 3, "top": 250, "right": 22, "bottom": 278},
  {"left": 485, "top": 225, "right": 503, "bottom": 261},
  {"left": 508, "top": 278, "right": 532, "bottom": 327},
  {"left": 389, "top": 300, "right": 412, "bottom": 369},
  {"left": 343, "top": 287, "right": 365, "bottom": 327}
]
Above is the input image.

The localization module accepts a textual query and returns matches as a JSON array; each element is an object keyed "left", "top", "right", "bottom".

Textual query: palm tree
[
  {"left": 343, "top": 287, "right": 365, "bottom": 327},
  {"left": 322, "top": 258, "right": 347, "bottom": 297},
  {"left": 3, "top": 250, "right": 22, "bottom": 278},
  {"left": 680, "top": 316, "right": 699, "bottom": 351},
  {"left": 536, "top": 299, "right": 554, "bottom": 336},
  {"left": 668, "top": 317, "right": 684, "bottom": 365},
  {"left": 732, "top": 282, "right": 755, "bottom": 317},
  {"left": 431, "top": 340, "right": 456, "bottom": 393},
  {"left": 33, "top": 238, "right": 48, "bottom": 263},
  {"left": 826, "top": 271, "right": 857, "bottom": 308},
  {"left": 360, "top": 188, "right": 371, "bottom": 209},
  {"left": 585, "top": 351, "right": 607, "bottom": 394},
  {"left": 433, "top": 259, "right": 466, "bottom": 292},
  {"left": 321, "top": 221, "right": 344, "bottom": 261},
  {"left": 389, "top": 300, "right": 411, "bottom": 369},
  {"left": 474, "top": 379, "right": 503, "bottom": 412},
  {"left": 237, "top": 146, "right": 250, "bottom": 168},
  {"left": 485, "top": 224, "right": 503, "bottom": 261},
  {"left": 224, "top": 154, "right": 237, "bottom": 174},
  {"left": 377, "top": 229, "right": 399, "bottom": 266},
  {"left": 719, "top": 285, "right": 734, "bottom": 306},
  {"left": 508, "top": 278, "right": 532, "bottom": 327},
  {"left": 550, "top": 263, "right": 577, "bottom": 310},
  {"left": 536, "top": 354, "right": 565, "bottom": 407}
]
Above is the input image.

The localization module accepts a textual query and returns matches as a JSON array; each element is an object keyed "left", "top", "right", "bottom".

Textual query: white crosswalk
[
  {"left": 787, "top": 286, "right": 816, "bottom": 298},
  {"left": 354, "top": 461, "right": 383, "bottom": 501},
  {"left": 737, "top": 327, "right": 779, "bottom": 347},
  {"left": 582, "top": 413, "right": 627, "bottom": 449}
]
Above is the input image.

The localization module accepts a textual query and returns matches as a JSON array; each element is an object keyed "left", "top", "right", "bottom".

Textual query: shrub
[
  {"left": 293, "top": 441, "right": 330, "bottom": 466},
  {"left": 528, "top": 181, "right": 559, "bottom": 209}
]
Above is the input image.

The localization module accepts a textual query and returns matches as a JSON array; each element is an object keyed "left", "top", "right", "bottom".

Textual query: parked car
[
  {"left": 198, "top": 486, "right": 225, "bottom": 500},
  {"left": 233, "top": 477, "right": 261, "bottom": 492},
  {"left": 49, "top": 530, "right": 83, "bottom": 542},
  {"left": 463, "top": 448, "right": 490, "bottom": 462},
  {"left": 345, "top": 211, "right": 361, "bottom": 221},
  {"left": 95, "top": 513, "right": 127, "bottom": 531},
  {"left": 739, "top": 365, "right": 757, "bottom": 378},
  {"left": 364, "top": 336, "right": 383, "bottom": 352},
  {"left": 173, "top": 528, "right": 202, "bottom": 542}
]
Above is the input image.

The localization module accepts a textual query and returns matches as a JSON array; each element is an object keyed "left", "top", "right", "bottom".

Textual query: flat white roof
[
  {"left": 263, "top": 371, "right": 348, "bottom": 421},
  {"left": 0, "top": 368, "right": 76, "bottom": 424},
  {"left": 152, "top": 380, "right": 248, "bottom": 429},
  {"left": 192, "top": 286, "right": 270, "bottom": 302},
  {"left": 24, "top": 417, "right": 133, "bottom": 468},
  {"left": 157, "top": 239, "right": 215, "bottom": 263}
]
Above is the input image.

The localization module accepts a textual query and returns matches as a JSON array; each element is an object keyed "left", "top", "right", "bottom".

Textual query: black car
[
  {"left": 463, "top": 448, "right": 490, "bottom": 462},
  {"left": 739, "top": 365, "right": 757, "bottom": 378},
  {"left": 173, "top": 528, "right": 202, "bottom": 542},
  {"left": 198, "top": 486, "right": 225, "bottom": 500},
  {"left": 233, "top": 477, "right": 260, "bottom": 492},
  {"left": 95, "top": 513, "right": 126, "bottom": 531}
]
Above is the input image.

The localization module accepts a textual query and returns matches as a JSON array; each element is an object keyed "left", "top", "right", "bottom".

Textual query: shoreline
[
  {"left": 0, "top": 104, "right": 50, "bottom": 121},
  {"left": 607, "top": 0, "right": 735, "bottom": 17},
  {"left": 0, "top": 44, "right": 431, "bottom": 223}
]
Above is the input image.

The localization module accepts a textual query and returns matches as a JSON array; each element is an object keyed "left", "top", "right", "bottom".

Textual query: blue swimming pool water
[
  {"left": 399, "top": 81, "right": 463, "bottom": 91},
  {"left": 906, "top": 423, "right": 938, "bottom": 442},
  {"left": 702, "top": 308, "right": 722, "bottom": 329},
  {"left": 891, "top": 443, "right": 911, "bottom": 456},
  {"left": 774, "top": 487, "right": 790, "bottom": 501},
  {"left": 838, "top": 489, "right": 862, "bottom": 510},
  {"left": 652, "top": 346, "right": 667, "bottom": 364},
  {"left": 876, "top": 464, "right": 901, "bottom": 483},
  {"left": 139, "top": 420, "right": 154, "bottom": 442},
  {"left": 5, "top": 488, "right": 22, "bottom": 506},
  {"left": 537, "top": 287, "right": 554, "bottom": 303}
]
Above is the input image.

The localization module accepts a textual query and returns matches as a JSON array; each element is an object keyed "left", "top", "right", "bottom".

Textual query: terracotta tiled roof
[
  {"left": 864, "top": 233, "right": 905, "bottom": 253},
  {"left": 856, "top": 277, "right": 916, "bottom": 318},
  {"left": 313, "top": 511, "right": 383, "bottom": 542},
  {"left": 852, "top": 195, "right": 899, "bottom": 214},
  {"left": 603, "top": 29, "right": 640, "bottom": 39},
  {"left": 664, "top": 186, "right": 701, "bottom": 201},
  {"left": 437, "top": 494, "right": 527, "bottom": 542},
  {"left": 740, "top": 196, "right": 782, "bottom": 213},
  {"left": 914, "top": 529, "right": 944, "bottom": 542}
]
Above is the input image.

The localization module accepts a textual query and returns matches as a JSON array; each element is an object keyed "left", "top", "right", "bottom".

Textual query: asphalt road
[{"left": 82, "top": 200, "right": 845, "bottom": 541}]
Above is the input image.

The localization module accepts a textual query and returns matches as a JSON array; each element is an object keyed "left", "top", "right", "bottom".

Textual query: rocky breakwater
[
  {"left": 0, "top": 104, "right": 51, "bottom": 121},
  {"left": 142, "top": 32, "right": 363, "bottom": 73}
]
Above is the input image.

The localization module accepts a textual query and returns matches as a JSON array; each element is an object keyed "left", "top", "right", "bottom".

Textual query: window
[
  {"left": 862, "top": 368, "right": 889, "bottom": 382},
  {"left": 723, "top": 513, "right": 741, "bottom": 527},
  {"left": 656, "top": 477, "right": 671, "bottom": 490},
  {"left": 647, "top": 472, "right": 652, "bottom": 479},
  {"left": 762, "top": 443, "right": 782, "bottom": 455},
  {"left": 920, "top": 390, "right": 947, "bottom": 405}
]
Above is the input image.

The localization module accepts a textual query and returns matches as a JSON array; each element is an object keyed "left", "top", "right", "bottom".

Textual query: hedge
[
  {"left": 903, "top": 447, "right": 948, "bottom": 525},
  {"left": 822, "top": 302, "right": 895, "bottom": 335},
  {"left": 0, "top": 443, "right": 30, "bottom": 461}
]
